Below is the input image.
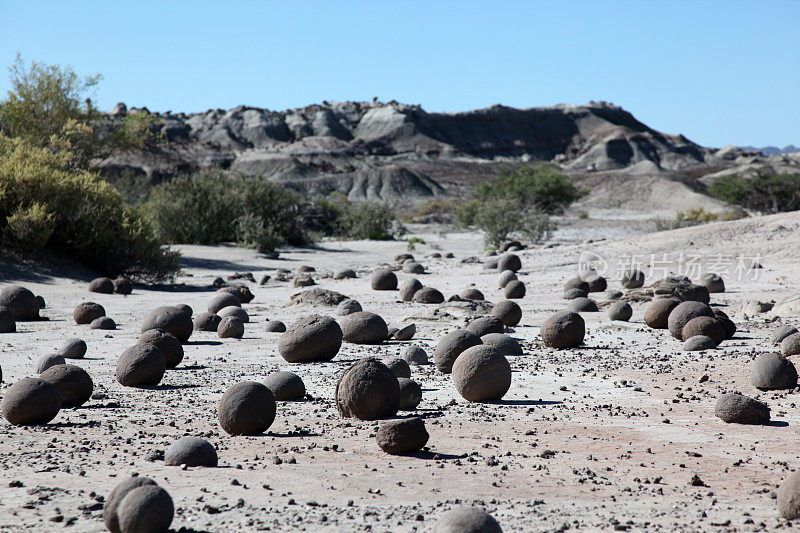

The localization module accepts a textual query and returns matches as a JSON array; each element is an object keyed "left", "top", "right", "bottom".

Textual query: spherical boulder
[
  {"left": 90, "top": 316, "right": 116, "bottom": 330},
  {"left": 434, "top": 329, "right": 483, "bottom": 373},
  {"left": 218, "top": 381, "right": 276, "bottom": 435},
  {"left": 584, "top": 274, "right": 607, "bottom": 293},
  {"left": 750, "top": 352, "right": 798, "bottom": 391},
  {"left": 667, "top": 301, "right": 714, "bottom": 340},
  {"left": 434, "top": 506, "right": 503, "bottom": 533},
  {"left": 778, "top": 470, "right": 800, "bottom": 520},
  {"left": 403, "top": 261, "right": 425, "bottom": 274},
  {"left": 713, "top": 310, "right": 737, "bottom": 339},
  {"left": 371, "top": 269, "right": 397, "bottom": 290},
  {"left": 116, "top": 344, "right": 165, "bottom": 388},
  {"left": 0, "top": 285, "right": 40, "bottom": 321},
  {"left": 402, "top": 345, "right": 429, "bottom": 365},
  {"left": 604, "top": 289, "right": 623, "bottom": 301},
  {"left": 219, "top": 285, "right": 254, "bottom": 303},
  {"left": 0, "top": 305, "right": 16, "bottom": 333},
  {"left": 164, "top": 436, "right": 218, "bottom": 467},
  {"left": 503, "top": 280, "right": 526, "bottom": 299},
  {"left": 59, "top": 337, "right": 87, "bottom": 359},
  {"left": 175, "top": 303, "right": 193, "bottom": 318},
  {"left": 138, "top": 329, "right": 184, "bottom": 368},
  {"left": 103, "top": 476, "right": 159, "bottom": 533},
  {"left": 35, "top": 295, "right": 45, "bottom": 309},
  {"left": 264, "top": 371, "right": 306, "bottom": 401},
  {"left": 498, "top": 270, "right": 517, "bottom": 289},
  {"left": 73, "top": 302, "right": 105, "bottom": 325},
  {"left": 701, "top": 272, "right": 725, "bottom": 293},
  {"left": 218, "top": 305, "right": 249, "bottom": 323},
  {"left": 452, "top": 345, "right": 511, "bottom": 402},
  {"left": 340, "top": 311, "right": 389, "bottom": 344},
  {"left": 89, "top": 277, "right": 114, "bottom": 294},
  {"left": 194, "top": 312, "right": 221, "bottom": 332},
  {"left": 413, "top": 287, "right": 445, "bottom": 304},
  {"left": 36, "top": 353, "right": 66, "bottom": 374},
  {"left": 335, "top": 358, "right": 399, "bottom": 420},
  {"left": 40, "top": 364, "right": 93, "bottom": 407},
  {"left": 491, "top": 300, "right": 522, "bottom": 327},
  {"left": 683, "top": 335, "right": 717, "bottom": 351},
  {"left": 334, "top": 268, "right": 357, "bottom": 280},
  {"left": 567, "top": 297, "right": 598, "bottom": 313},
  {"left": 337, "top": 299, "right": 362, "bottom": 316},
  {"left": 117, "top": 485, "right": 174, "bottom": 533},
  {"left": 113, "top": 277, "right": 132, "bottom": 295},
  {"left": 460, "top": 288, "right": 485, "bottom": 300},
  {"left": 541, "top": 311, "right": 585, "bottom": 348},
  {"left": 397, "top": 378, "right": 423, "bottom": 410},
  {"left": 497, "top": 253, "right": 522, "bottom": 273},
  {"left": 208, "top": 292, "right": 241, "bottom": 314},
  {"left": 394, "top": 323, "right": 416, "bottom": 341},
  {"left": 644, "top": 298, "right": 681, "bottom": 329},
  {"left": 483, "top": 258, "right": 499, "bottom": 270},
  {"left": 141, "top": 306, "right": 193, "bottom": 342},
  {"left": 264, "top": 320, "right": 286, "bottom": 332},
  {"left": 563, "top": 288, "right": 587, "bottom": 300},
  {"left": 376, "top": 417, "right": 429, "bottom": 454},
  {"left": 781, "top": 333, "right": 800, "bottom": 357},
  {"left": 564, "top": 277, "right": 590, "bottom": 293},
  {"left": 1, "top": 377, "right": 61, "bottom": 425},
  {"left": 385, "top": 357, "right": 411, "bottom": 379},
  {"left": 278, "top": 315, "right": 343, "bottom": 363},
  {"left": 714, "top": 392, "right": 770, "bottom": 424},
  {"left": 608, "top": 301, "right": 633, "bottom": 321},
  {"left": 621, "top": 269, "right": 645, "bottom": 289},
  {"left": 466, "top": 316, "right": 505, "bottom": 337},
  {"left": 395, "top": 253, "right": 414, "bottom": 263},
  {"left": 217, "top": 316, "right": 244, "bottom": 339},
  {"left": 682, "top": 316, "right": 726, "bottom": 345},
  {"left": 480, "top": 333, "right": 523, "bottom": 355},
  {"left": 772, "top": 325, "right": 799, "bottom": 346}
]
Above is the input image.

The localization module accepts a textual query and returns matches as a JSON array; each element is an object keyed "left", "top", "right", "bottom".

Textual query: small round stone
[
  {"left": 714, "top": 392, "right": 769, "bottom": 424},
  {"left": 395, "top": 253, "right": 414, "bottom": 263},
  {"left": 584, "top": 274, "right": 607, "bottom": 293},
  {"left": 603, "top": 289, "right": 623, "bottom": 300},
  {"left": 164, "top": 436, "right": 218, "bottom": 467},
  {"left": 644, "top": 297, "right": 681, "bottom": 329},
  {"left": 337, "top": 299, "right": 362, "bottom": 316},
  {"left": 278, "top": 315, "right": 343, "bottom": 363},
  {"left": 217, "top": 316, "right": 245, "bottom": 339},
  {"left": 116, "top": 344, "right": 165, "bottom": 387},
  {"left": 701, "top": 272, "right": 725, "bottom": 293},
  {"left": 567, "top": 297, "right": 599, "bottom": 313},
  {"left": 503, "top": 280, "right": 526, "bottom": 299},
  {"left": 73, "top": 302, "right": 106, "bottom": 325},
  {"left": 498, "top": 270, "right": 517, "bottom": 289},
  {"left": 621, "top": 269, "right": 645, "bottom": 289},
  {"left": 412, "top": 287, "right": 445, "bottom": 304},
  {"left": 667, "top": 301, "right": 714, "bottom": 340},
  {"left": 781, "top": 333, "right": 800, "bottom": 357},
  {"left": 218, "top": 381, "right": 276, "bottom": 435},
  {"left": 460, "top": 288, "right": 485, "bottom": 300},
  {"left": 434, "top": 506, "right": 503, "bottom": 533},
  {"left": 400, "top": 278, "right": 423, "bottom": 302},
  {"left": 264, "top": 371, "right": 306, "bottom": 401},
  {"left": 451, "top": 345, "right": 511, "bottom": 402},
  {"left": 394, "top": 323, "right": 416, "bottom": 340},
  {"left": 397, "top": 378, "right": 423, "bottom": 410},
  {"left": 683, "top": 335, "right": 717, "bottom": 351},
  {"left": 138, "top": 329, "right": 184, "bottom": 368},
  {"left": 36, "top": 353, "right": 66, "bottom": 374},
  {"left": 1, "top": 377, "right": 61, "bottom": 425},
  {"left": 335, "top": 358, "right": 399, "bottom": 420},
  {"left": 376, "top": 417, "right": 429, "bottom": 454},
  {"left": 90, "top": 316, "right": 116, "bottom": 330},
  {"left": 0, "top": 285, "right": 40, "bottom": 321},
  {"left": 480, "top": 333, "right": 523, "bottom": 355},
  {"left": 385, "top": 358, "right": 411, "bottom": 379},
  {"left": 0, "top": 305, "right": 16, "bottom": 333},
  {"left": 750, "top": 352, "right": 798, "bottom": 391},
  {"left": 88, "top": 277, "right": 114, "bottom": 294},
  {"left": 492, "top": 300, "right": 522, "bottom": 327},
  {"left": 264, "top": 320, "right": 286, "bottom": 332},
  {"left": 541, "top": 311, "right": 585, "bottom": 348},
  {"left": 117, "top": 485, "right": 174, "bottom": 533},
  {"left": 434, "top": 329, "right": 483, "bottom": 373},
  {"left": 563, "top": 288, "right": 587, "bottom": 300},
  {"left": 35, "top": 295, "right": 45, "bottom": 309},
  {"left": 403, "top": 261, "right": 425, "bottom": 274},
  {"left": 564, "top": 277, "right": 590, "bottom": 293},
  {"left": 194, "top": 312, "right": 221, "bottom": 332},
  {"left": 371, "top": 269, "right": 398, "bottom": 290},
  {"left": 714, "top": 309, "right": 737, "bottom": 339},
  {"left": 483, "top": 258, "right": 499, "bottom": 270},
  {"left": 778, "top": 470, "right": 800, "bottom": 520},
  {"left": 141, "top": 306, "right": 193, "bottom": 342},
  {"left": 402, "top": 345, "right": 429, "bottom": 365},
  {"left": 497, "top": 253, "right": 522, "bottom": 272},
  {"left": 466, "top": 316, "right": 505, "bottom": 337},
  {"left": 40, "top": 364, "right": 93, "bottom": 407},
  {"left": 334, "top": 268, "right": 357, "bottom": 280},
  {"left": 218, "top": 305, "right": 249, "bottom": 323},
  {"left": 608, "top": 301, "right": 633, "bottom": 321},
  {"left": 340, "top": 311, "right": 389, "bottom": 344},
  {"left": 221, "top": 285, "right": 254, "bottom": 303},
  {"left": 682, "top": 316, "right": 726, "bottom": 345},
  {"left": 208, "top": 292, "right": 241, "bottom": 314},
  {"left": 103, "top": 477, "right": 159, "bottom": 533},
  {"left": 772, "top": 325, "right": 799, "bottom": 346},
  {"left": 59, "top": 337, "right": 87, "bottom": 359},
  {"left": 113, "top": 277, "right": 133, "bottom": 295}
]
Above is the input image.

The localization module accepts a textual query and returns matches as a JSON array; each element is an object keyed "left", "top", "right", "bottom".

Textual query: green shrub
[
  {"left": 401, "top": 198, "right": 459, "bottom": 223},
  {"left": 653, "top": 207, "right": 743, "bottom": 231},
  {"left": 471, "top": 164, "right": 581, "bottom": 214},
  {"left": 406, "top": 236, "right": 426, "bottom": 251},
  {"left": 0, "top": 134, "right": 180, "bottom": 281},
  {"left": 709, "top": 170, "right": 800, "bottom": 213},
  {"left": 470, "top": 197, "right": 552, "bottom": 247},
  {"left": 311, "top": 193, "right": 402, "bottom": 240}
]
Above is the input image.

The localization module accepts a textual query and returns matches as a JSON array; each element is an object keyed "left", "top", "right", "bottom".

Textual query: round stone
[
  {"left": 541, "top": 311, "right": 585, "bottom": 348},
  {"left": 218, "top": 305, "right": 249, "bottom": 323},
  {"left": 667, "top": 301, "right": 715, "bottom": 339},
  {"left": 492, "top": 300, "right": 522, "bottom": 327},
  {"left": 103, "top": 477, "right": 159, "bottom": 533},
  {"left": 264, "top": 320, "right": 286, "bottom": 332},
  {"left": 218, "top": 381, "right": 276, "bottom": 435},
  {"left": 194, "top": 312, "right": 221, "bottom": 332},
  {"left": 644, "top": 298, "right": 681, "bottom": 329},
  {"left": 73, "top": 302, "right": 105, "bottom": 325},
  {"left": 403, "top": 261, "right": 425, "bottom": 274},
  {"left": 397, "top": 378, "right": 423, "bottom": 410},
  {"left": 498, "top": 270, "right": 517, "bottom": 289},
  {"left": 781, "top": 333, "right": 800, "bottom": 357},
  {"left": 460, "top": 288, "right": 485, "bottom": 300},
  {"left": 0, "top": 305, "right": 16, "bottom": 332},
  {"left": 340, "top": 311, "right": 388, "bottom": 344},
  {"left": 778, "top": 470, "right": 800, "bottom": 520},
  {"left": 0, "top": 377, "right": 61, "bottom": 425},
  {"left": 208, "top": 292, "right": 241, "bottom": 314},
  {"left": 713, "top": 309, "right": 737, "bottom": 339},
  {"left": 497, "top": 253, "right": 522, "bottom": 272},
  {"left": 563, "top": 288, "right": 587, "bottom": 300},
  {"left": 682, "top": 316, "right": 726, "bottom": 345},
  {"left": 264, "top": 371, "right": 306, "bottom": 401},
  {"left": 451, "top": 345, "right": 511, "bottom": 402},
  {"left": 35, "top": 296, "right": 45, "bottom": 309},
  {"left": 466, "top": 316, "right": 505, "bottom": 337},
  {"left": 376, "top": 417, "right": 429, "bottom": 454},
  {"left": 384, "top": 358, "right": 411, "bottom": 379},
  {"left": 59, "top": 337, "right": 87, "bottom": 359},
  {"left": 164, "top": 436, "right": 218, "bottom": 467},
  {"left": 772, "top": 325, "right": 799, "bottom": 346},
  {"left": 402, "top": 345, "right": 429, "bottom": 365},
  {"left": 337, "top": 299, "right": 362, "bottom": 316},
  {"left": 220, "top": 285, "right": 254, "bottom": 303},
  {"left": 750, "top": 352, "right": 798, "bottom": 390},
  {"left": 434, "top": 329, "right": 483, "bottom": 373},
  {"left": 400, "top": 278, "right": 423, "bottom": 302},
  {"left": 278, "top": 315, "right": 343, "bottom": 363},
  {"left": 116, "top": 344, "right": 165, "bottom": 387},
  {"left": 608, "top": 301, "right": 633, "bottom": 321},
  {"left": 701, "top": 273, "right": 725, "bottom": 293},
  {"left": 483, "top": 258, "right": 499, "bottom": 270},
  {"left": 503, "top": 280, "right": 526, "bottom": 299},
  {"left": 394, "top": 323, "right": 416, "bottom": 341},
  {"left": 113, "top": 277, "right": 133, "bottom": 295},
  {"left": 141, "top": 306, "right": 193, "bottom": 342},
  {"left": 604, "top": 290, "right": 623, "bottom": 301},
  {"left": 335, "top": 358, "right": 399, "bottom": 420},
  {"left": 334, "top": 268, "right": 357, "bottom": 280},
  {"left": 584, "top": 274, "right": 607, "bottom": 293},
  {"left": 0, "top": 285, "right": 40, "bottom": 321},
  {"left": 714, "top": 392, "right": 770, "bottom": 424},
  {"left": 371, "top": 269, "right": 398, "bottom": 290},
  {"left": 89, "top": 277, "right": 114, "bottom": 294},
  {"left": 138, "top": 329, "right": 184, "bottom": 368},
  {"left": 395, "top": 253, "right": 414, "bottom": 263},
  {"left": 175, "top": 303, "right": 192, "bottom": 318},
  {"left": 434, "top": 506, "right": 503, "bottom": 533},
  {"left": 480, "top": 333, "right": 523, "bottom": 355},
  {"left": 90, "top": 316, "right": 116, "bottom": 330},
  {"left": 413, "top": 287, "right": 445, "bottom": 304},
  {"left": 117, "top": 485, "right": 174, "bottom": 533},
  {"left": 567, "top": 297, "right": 599, "bottom": 313},
  {"left": 217, "top": 316, "right": 244, "bottom": 339},
  {"left": 683, "top": 335, "right": 717, "bottom": 351},
  {"left": 564, "top": 277, "right": 590, "bottom": 293},
  {"left": 621, "top": 269, "right": 645, "bottom": 289},
  {"left": 40, "top": 364, "right": 93, "bottom": 407},
  {"left": 36, "top": 353, "right": 66, "bottom": 374}
]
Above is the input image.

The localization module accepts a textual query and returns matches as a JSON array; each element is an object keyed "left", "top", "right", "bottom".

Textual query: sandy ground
[{"left": 2, "top": 211, "right": 800, "bottom": 532}]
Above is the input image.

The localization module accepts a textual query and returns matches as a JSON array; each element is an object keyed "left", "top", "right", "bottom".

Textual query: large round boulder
[
  {"left": 772, "top": 325, "right": 799, "bottom": 346},
  {"left": 491, "top": 300, "right": 522, "bottom": 327},
  {"left": 208, "top": 292, "right": 241, "bottom": 314},
  {"left": 480, "top": 333, "right": 523, "bottom": 355},
  {"left": 335, "top": 358, "right": 399, "bottom": 420},
  {"left": 503, "top": 280, "right": 526, "bottom": 299},
  {"left": 781, "top": 333, "right": 800, "bottom": 357},
  {"left": 621, "top": 269, "right": 645, "bottom": 289},
  {"left": 466, "top": 316, "right": 505, "bottom": 337},
  {"left": 1, "top": 377, "right": 61, "bottom": 425},
  {"left": 88, "top": 277, "right": 114, "bottom": 294},
  {"left": 701, "top": 273, "right": 725, "bottom": 293},
  {"left": 73, "top": 302, "right": 105, "bottom": 325},
  {"left": 59, "top": 337, "right": 87, "bottom": 359},
  {"left": 217, "top": 316, "right": 244, "bottom": 339},
  {"left": 376, "top": 417, "right": 429, "bottom": 455},
  {"left": 397, "top": 378, "right": 423, "bottom": 410},
  {"left": 644, "top": 298, "right": 681, "bottom": 329},
  {"left": 434, "top": 329, "right": 482, "bottom": 374},
  {"left": 452, "top": 345, "right": 511, "bottom": 402},
  {"left": 412, "top": 287, "right": 445, "bottom": 304},
  {"left": 460, "top": 288, "right": 485, "bottom": 300},
  {"left": 714, "top": 392, "right": 770, "bottom": 424},
  {"left": 340, "top": 311, "right": 389, "bottom": 344},
  {"left": 116, "top": 344, "right": 165, "bottom": 387},
  {"left": 264, "top": 320, "right": 286, "bottom": 332},
  {"left": 264, "top": 371, "right": 306, "bottom": 401},
  {"left": 402, "top": 345, "right": 429, "bottom": 365},
  {"left": 113, "top": 277, "right": 133, "bottom": 295},
  {"left": 90, "top": 316, "right": 116, "bottom": 330},
  {"left": 36, "top": 353, "right": 66, "bottom": 374},
  {"left": 584, "top": 274, "right": 607, "bottom": 293},
  {"left": 194, "top": 312, "right": 221, "bottom": 332},
  {"left": 667, "top": 301, "right": 714, "bottom": 340},
  {"left": 399, "top": 278, "right": 423, "bottom": 302},
  {"left": 141, "top": 306, "right": 193, "bottom": 342},
  {"left": 434, "top": 506, "right": 503, "bottom": 533},
  {"left": 218, "top": 305, "right": 249, "bottom": 323},
  {"left": 0, "top": 285, "right": 41, "bottom": 321},
  {"left": 682, "top": 316, "right": 726, "bottom": 345},
  {"left": 40, "top": 364, "right": 93, "bottom": 407},
  {"left": 117, "top": 485, "right": 174, "bottom": 533},
  {"left": 337, "top": 299, "right": 362, "bottom": 316},
  {"left": 164, "top": 436, "right": 218, "bottom": 467},
  {"left": 778, "top": 471, "right": 800, "bottom": 520},
  {"left": 371, "top": 269, "right": 397, "bottom": 290},
  {"left": 138, "top": 329, "right": 184, "bottom": 368},
  {"left": 608, "top": 301, "right": 633, "bottom": 321},
  {"left": 278, "top": 315, "right": 343, "bottom": 363},
  {"left": 0, "top": 306, "right": 16, "bottom": 333},
  {"left": 218, "top": 381, "right": 276, "bottom": 435},
  {"left": 567, "top": 297, "right": 598, "bottom": 313},
  {"left": 541, "top": 311, "right": 585, "bottom": 348},
  {"left": 683, "top": 335, "right": 717, "bottom": 351},
  {"left": 564, "top": 277, "right": 590, "bottom": 293},
  {"left": 750, "top": 352, "right": 798, "bottom": 391},
  {"left": 497, "top": 253, "right": 522, "bottom": 272},
  {"left": 103, "top": 477, "right": 159, "bottom": 533},
  {"left": 498, "top": 270, "right": 517, "bottom": 289}
]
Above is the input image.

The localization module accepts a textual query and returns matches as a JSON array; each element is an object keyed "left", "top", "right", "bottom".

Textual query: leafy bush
[
  {"left": 471, "top": 164, "right": 581, "bottom": 214},
  {"left": 312, "top": 193, "right": 403, "bottom": 240},
  {"left": 468, "top": 197, "right": 553, "bottom": 247},
  {"left": 709, "top": 170, "right": 800, "bottom": 213},
  {"left": 0, "top": 134, "right": 180, "bottom": 281}
]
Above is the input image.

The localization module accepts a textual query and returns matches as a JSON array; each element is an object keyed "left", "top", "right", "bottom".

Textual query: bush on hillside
[
  {"left": 709, "top": 170, "right": 800, "bottom": 213},
  {"left": 313, "top": 193, "right": 403, "bottom": 240}
]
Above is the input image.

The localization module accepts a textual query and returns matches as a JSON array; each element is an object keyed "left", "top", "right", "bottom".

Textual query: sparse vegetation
[
  {"left": 314, "top": 193, "right": 404, "bottom": 241},
  {"left": 406, "top": 237, "right": 426, "bottom": 251},
  {"left": 401, "top": 199, "right": 458, "bottom": 224},
  {"left": 653, "top": 207, "right": 743, "bottom": 231},
  {"left": 709, "top": 170, "right": 800, "bottom": 213}
]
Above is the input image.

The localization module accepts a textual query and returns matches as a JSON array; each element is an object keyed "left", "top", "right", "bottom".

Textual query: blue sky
[{"left": 1, "top": 1, "right": 798, "bottom": 147}]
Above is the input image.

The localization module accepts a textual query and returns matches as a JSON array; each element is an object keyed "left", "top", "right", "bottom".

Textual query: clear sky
[{"left": 1, "top": 1, "right": 797, "bottom": 148}]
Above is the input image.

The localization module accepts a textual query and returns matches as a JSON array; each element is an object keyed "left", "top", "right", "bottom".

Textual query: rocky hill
[{"left": 98, "top": 101, "right": 800, "bottom": 211}]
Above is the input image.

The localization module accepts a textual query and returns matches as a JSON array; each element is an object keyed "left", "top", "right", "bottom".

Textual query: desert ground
[{"left": 2, "top": 210, "right": 800, "bottom": 532}]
